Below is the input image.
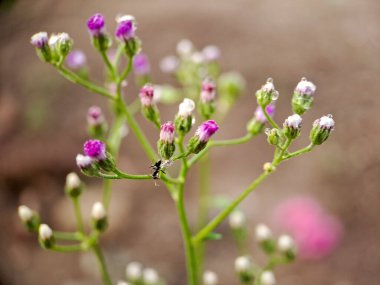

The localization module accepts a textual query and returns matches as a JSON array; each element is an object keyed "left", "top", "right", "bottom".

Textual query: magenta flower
[
  {"left": 139, "top": 84, "right": 155, "bottom": 106},
  {"left": 83, "top": 139, "right": 106, "bottom": 160},
  {"left": 274, "top": 197, "right": 342, "bottom": 260},
  {"left": 66, "top": 50, "right": 87, "bottom": 70},
  {"left": 195, "top": 120, "right": 219, "bottom": 142},
  {"left": 115, "top": 19, "right": 136, "bottom": 41},
  {"left": 133, "top": 53, "right": 150, "bottom": 75},
  {"left": 87, "top": 106, "right": 104, "bottom": 126},
  {"left": 200, "top": 79, "right": 216, "bottom": 103},
  {"left": 87, "top": 13, "right": 105, "bottom": 36},
  {"left": 160, "top": 121, "right": 175, "bottom": 143},
  {"left": 254, "top": 104, "right": 275, "bottom": 123}
]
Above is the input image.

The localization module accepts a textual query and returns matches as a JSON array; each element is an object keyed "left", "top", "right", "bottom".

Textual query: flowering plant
[{"left": 20, "top": 12, "right": 335, "bottom": 285}]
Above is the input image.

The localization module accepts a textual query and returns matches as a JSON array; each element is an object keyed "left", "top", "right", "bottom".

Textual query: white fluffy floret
[
  {"left": 255, "top": 223, "right": 272, "bottom": 241},
  {"left": 91, "top": 202, "right": 106, "bottom": 220},
  {"left": 39, "top": 224, "right": 53, "bottom": 241},
  {"left": 261, "top": 271, "right": 276, "bottom": 285},
  {"left": 203, "top": 270, "right": 218, "bottom": 285}
]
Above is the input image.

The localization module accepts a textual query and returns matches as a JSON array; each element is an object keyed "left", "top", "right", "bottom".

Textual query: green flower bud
[
  {"left": 283, "top": 114, "right": 302, "bottom": 139},
  {"left": 91, "top": 202, "right": 107, "bottom": 232},
  {"left": 310, "top": 114, "right": 335, "bottom": 145},
  {"left": 255, "top": 78, "right": 279, "bottom": 107},
  {"left": 157, "top": 122, "right": 176, "bottom": 160},
  {"left": 39, "top": 224, "right": 55, "bottom": 249},
  {"left": 266, "top": 128, "right": 281, "bottom": 146},
  {"left": 292, "top": 78, "right": 316, "bottom": 115},
  {"left": 18, "top": 205, "right": 40, "bottom": 232},
  {"left": 65, "top": 172, "right": 83, "bottom": 198},
  {"left": 277, "top": 235, "right": 297, "bottom": 262},
  {"left": 92, "top": 34, "right": 112, "bottom": 52}
]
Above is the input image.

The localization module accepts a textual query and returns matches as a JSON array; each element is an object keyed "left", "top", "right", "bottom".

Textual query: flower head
[
  {"left": 202, "top": 45, "right": 221, "bottom": 62},
  {"left": 261, "top": 271, "right": 276, "bottom": 285},
  {"left": 76, "top": 154, "right": 93, "bottom": 169},
  {"left": 200, "top": 79, "right": 216, "bottom": 103},
  {"left": 310, "top": 114, "right": 335, "bottom": 145},
  {"left": 115, "top": 19, "right": 136, "bottom": 41},
  {"left": 139, "top": 84, "right": 155, "bottom": 106},
  {"left": 30, "top": 32, "right": 48, "bottom": 48},
  {"left": 316, "top": 114, "right": 335, "bottom": 130},
  {"left": 92, "top": 202, "right": 106, "bottom": 220},
  {"left": 143, "top": 268, "right": 159, "bottom": 285},
  {"left": 254, "top": 104, "right": 275, "bottom": 123},
  {"left": 66, "top": 50, "right": 87, "bottom": 69},
  {"left": 87, "top": 106, "right": 104, "bottom": 126},
  {"left": 176, "top": 39, "right": 194, "bottom": 56},
  {"left": 195, "top": 120, "right": 219, "bottom": 142},
  {"left": 284, "top": 114, "right": 302, "bottom": 129},
  {"left": 87, "top": 13, "right": 105, "bottom": 36},
  {"left": 83, "top": 139, "right": 107, "bottom": 160},
  {"left": 133, "top": 53, "right": 150, "bottom": 75},
  {"left": 39, "top": 224, "right": 53, "bottom": 241},
  {"left": 235, "top": 256, "right": 252, "bottom": 273},
  {"left": 160, "top": 122, "right": 175, "bottom": 143},
  {"left": 256, "top": 78, "right": 279, "bottom": 106},
  {"left": 160, "top": 56, "right": 179, "bottom": 73},
  {"left": 255, "top": 223, "right": 273, "bottom": 242},
  {"left": 229, "top": 210, "right": 246, "bottom": 229},
  {"left": 126, "top": 262, "right": 143, "bottom": 281},
  {"left": 295, "top": 77, "right": 316, "bottom": 96},
  {"left": 18, "top": 205, "right": 33, "bottom": 222},
  {"left": 203, "top": 271, "right": 218, "bottom": 285},
  {"left": 178, "top": 98, "right": 195, "bottom": 118}
]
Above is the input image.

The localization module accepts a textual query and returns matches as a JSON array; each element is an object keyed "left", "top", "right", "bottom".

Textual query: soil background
[{"left": 0, "top": 0, "right": 379, "bottom": 284}]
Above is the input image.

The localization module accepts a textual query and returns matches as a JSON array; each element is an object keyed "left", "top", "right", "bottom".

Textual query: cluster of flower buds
[
  {"left": 65, "top": 172, "right": 83, "bottom": 198},
  {"left": 157, "top": 121, "right": 176, "bottom": 160},
  {"left": 31, "top": 32, "right": 73, "bottom": 64},
  {"left": 292, "top": 77, "right": 316, "bottom": 115},
  {"left": 115, "top": 15, "right": 140, "bottom": 57},
  {"left": 18, "top": 205, "right": 40, "bottom": 232},
  {"left": 255, "top": 78, "right": 279, "bottom": 107},
  {"left": 124, "top": 262, "right": 162, "bottom": 285},
  {"left": 87, "top": 106, "right": 108, "bottom": 139},
  {"left": 91, "top": 202, "right": 107, "bottom": 232},
  {"left": 234, "top": 256, "right": 254, "bottom": 283},
  {"left": 76, "top": 139, "right": 115, "bottom": 176},
  {"left": 139, "top": 84, "right": 161, "bottom": 127},
  {"left": 174, "top": 98, "right": 195, "bottom": 135},
  {"left": 187, "top": 120, "right": 219, "bottom": 154},
  {"left": 203, "top": 270, "right": 219, "bottom": 285},
  {"left": 247, "top": 104, "right": 276, "bottom": 135},
  {"left": 199, "top": 78, "right": 217, "bottom": 119},
  {"left": 38, "top": 224, "right": 55, "bottom": 249}
]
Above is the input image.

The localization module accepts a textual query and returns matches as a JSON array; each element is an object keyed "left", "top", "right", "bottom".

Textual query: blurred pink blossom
[{"left": 274, "top": 197, "right": 343, "bottom": 260}]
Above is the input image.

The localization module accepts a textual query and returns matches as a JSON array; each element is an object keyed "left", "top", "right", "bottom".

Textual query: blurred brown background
[{"left": 0, "top": 0, "right": 379, "bottom": 284}]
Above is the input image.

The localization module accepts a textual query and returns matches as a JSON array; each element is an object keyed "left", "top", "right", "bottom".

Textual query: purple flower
[
  {"left": 87, "top": 13, "right": 105, "bottom": 36},
  {"left": 115, "top": 19, "right": 136, "bottom": 41},
  {"left": 133, "top": 53, "right": 150, "bottom": 75},
  {"left": 66, "top": 50, "right": 87, "bottom": 70},
  {"left": 160, "top": 121, "right": 175, "bottom": 143},
  {"left": 83, "top": 139, "right": 106, "bottom": 160},
  {"left": 87, "top": 106, "right": 104, "bottom": 126},
  {"left": 195, "top": 120, "right": 219, "bottom": 142},
  {"left": 295, "top": 77, "right": 316, "bottom": 96},
  {"left": 139, "top": 84, "right": 155, "bottom": 106},
  {"left": 254, "top": 104, "right": 275, "bottom": 123},
  {"left": 30, "top": 32, "right": 48, "bottom": 48},
  {"left": 200, "top": 79, "right": 216, "bottom": 103}
]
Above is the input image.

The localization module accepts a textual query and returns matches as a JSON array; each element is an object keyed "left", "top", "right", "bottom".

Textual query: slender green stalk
[
  {"left": 92, "top": 243, "right": 113, "bottom": 285},
  {"left": 102, "top": 179, "right": 113, "bottom": 211},
  {"left": 283, "top": 143, "right": 314, "bottom": 160},
  {"left": 72, "top": 197, "right": 85, "bottom": 234},
  {"left": 51, "top": 244, "right": 83, "bottom": 252},
  {"left": 113, "top": 169, "right": 152, "bottom": 180},
  {"left": 57, "top": 66, "right": 114, "bottom": 99},
  {"left": 100, "top": 50, "right": 117, "bottom": 80},
  {"left": 112, "top": 45, "right": 124, "bottom": 69},
  {"left": 53, "top": 231, "right": 83, "bottom": 241},
  {"left": 261, "top": 105, "right": 280, "bottom": 130}
]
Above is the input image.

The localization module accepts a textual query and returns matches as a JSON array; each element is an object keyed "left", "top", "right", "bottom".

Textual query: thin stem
[
  {"left": 283, "top": 143, "right": 314, "bottom": 160},
  {"left": 50, "top": 244, "right": 83, "bottom": 252},
  {"left": 57, "top": 66, "right": 114, "bottom": 99},
  {"left": 102, "top": 179, "right": 113, "bottom": 211},
  {"left": 92, "top": 243, "right": 113, "bottom": 285},
  {"left": 112, "top": 44, "right": 124, "bottom": 69},
  {"left": 100, "top": 50, "right": 117, "bottom": 80},
  {"left": 53, "top": 231, "right": 83, "bottom": 241},
  {"left": 72, "top": 197, "right": 85, "bottom": 234},
  {"left": 261, "top": 105, "right": 280, "bottom": 130},
  {"left": 113, "top": 168, "right": 152, "bottom": 180}
]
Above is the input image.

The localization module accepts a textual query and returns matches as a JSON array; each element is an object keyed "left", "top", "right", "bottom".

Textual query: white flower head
[
  {"left": 285, "top": 114, "right": 302, "bottom": 129},
  {"left": 318, "top": 114, "right": 335, "bottom": 130},
  {"left": 91, "top": 202, "right": 106, "bottom": 220},
  {"left": 30, "top": 32, "right": 48, "bottom": 47},
  {"left": 178, "top": 98, "right": 195, "bottom": 117},
  {"left": 255, "top": 223, "right": 272, "bottom": 242},
  {"left": 295, "top": 77, "right": 316, "bottom": 96},
  {"left": 48, "top": 33, "right": 60, "bottom": 47},
  {"left": 66, "top": 172, "right": 81, "bottom": 189},
  {"left": 234, "top": 256, "right": 252, "bottom": 273},
  {"left": 39, "top": 224, "right": 53, "bottom": 241},
  {"left": 76, "top": 154, "right": 93, "bottom": 168},
  {"left": 202, "top": 45, "right": 221, "bottom": 62},
  {"left": 176, "top": 39, "right": 194, "bottom": 56},
  {"left": 190, "top": 52, "right": 204, "bottom": 64},
  {"left": 18, "top": 205, "right": 33, "bottom": 222},
  {"left": 203, "top": 270, "right": 218, "bottom": 285},
  {"left": 261, "top": 78, "right": 275, "bottom": 93},
  {"left": 160, "top": 56, "right": 179, "bottom": 73},
  {"left": 143, "top": 268, "right": 159, "bottom": 285},
  {"left": 261, "top": 271, "right": 276, "bottom": 285},
  {"left": 126, "top": 262, "right": 143, "bottom": 281},
  {"left": 277, "top": 235, "right": 296, "bottom": 252},
  {"left": 116, "top": 14, "right": 136, "bottom": 23},
  {"left": 229, "top": 210, "right": 246, "bottom": 229}
]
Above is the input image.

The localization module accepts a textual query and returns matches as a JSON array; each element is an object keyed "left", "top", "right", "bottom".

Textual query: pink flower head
[
  {"left": 66, "top": 50, "right": 87, "bottom": 70},
  {"left": 274, "top": 197, "right": 342, "bottom": 260},
  {"left": 83, "top": 139, "right": 106, "bottom": 160},
  {"left": 139, "top": 84, "right": 155, "bottom": 106},
  {"left": 115, "top": 19, "right": 136, "bottom": 41},
  {"left": 254, "top": 104, "right": 275, "bottom": 123},
  {"left": 87, "top": 13, "right": 105, "bottom": 36},
  {"left": 195, "top": 120, "right": 219, "bottom": 142},
  {"left": 87, "top": 106, "right": 104, "bottom": 126},
  {"left": 160, "top": 121, "right": 175, "bottom": 143},
  {"left": 133, "top": 53, "right": 150, "bottom": 75},
  {"left": 200, "top": 79, "right": 216, "bottom": 103}
]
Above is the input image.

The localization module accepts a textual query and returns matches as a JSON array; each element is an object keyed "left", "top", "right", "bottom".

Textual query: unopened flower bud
[
  {"left": 31, "top": 32, "right": 52, "bottom": 62},
  {"left": 263, "top": 162, "right": 276, "bottom": 173},
  {"left": 66, "top": 50, "right": 87, "bottom": 70},
  {"left": 310, "top": 114, "right": 335, "bottom": 145},
  {"left": 126, "top": 262, "right": 143, "bottom": 282},
  {"left": 55, "top": 32, "right": 73, "bottom": 59},
  {"left": 91, "top": 202, "right": 107, "bottom": 232},
  {"left": 187, "top": 120, "right": 219, "bottom": 154},
  {"left": 87, "top": 13, "right": 111, "bottom": 51},
  {"left": 234, "top": 256, "right": 254, "bottom": 283},
  {"left": 139, "top": 84, "right": 161, "bottom": 127},
  {"left": 283, "top": 114, "right": 302, "bottom": 139},
  {"left": 175, "top": 98, "right": 195, "bottom": 135},
  {"left": 143, "top": 268, "right": 160, "bottom": 285},
  {"left": 202, "top": 45, "right": 221, "bottom": 62},
  {"left": 160, "top": 56, "right": 179, "bottom": 73},
  {"left": 255, "top": 224, "right": 276, "bottom": 254},
  {"left": 177, "top": 39, "right": 194, "bottom": 56},
  {"left": 229, "top": 210, "right": 246, "bottom": 229},
  {"left": 39, "top": 224, "right": 55, "bottom": 249},
  {"left": 115, "top": 17, "right": 140, "bottom": 57},
  {"left": 246, "top": 104, "right": 275, "bottom": 135},
  {"left": 266, "top": 128, "right": 281, "bottom": 146},
  {"left": 277, "top": 234, "right": 297, "bottom": 261},
  {"left": 203, "top": 270, "right": 218, "bottom": 285},
  {"left": 83, "top": 139, "right": 115, "bottom": 172},
  {"left": 200, "top": 79, "right": 216, "bottom": 119},
  {"left": 65, "top": 172, "right": 83, "bottom": 198},
  {"left": 261, "top": 271, "right": 276, "bottom": 285},
  {"left": 76, "top": 154, "right": 98, "bottom": 176},
  {"left": 256, "top": 78, "right": 279, "bottom": 107},
  {"left": 18, "top": 205, "right": 40, "bottom": 232},
  {"left": 158, "top": 121, "right": 176, "bottom": 160},
  {"left": 87, "top": 106, "right": 107, "bottom": 138},
  {"left": 292, "top": 77, "right": 316, "bottom": 115}
]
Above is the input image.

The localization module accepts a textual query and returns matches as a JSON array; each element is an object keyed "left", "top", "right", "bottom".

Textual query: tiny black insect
[{"left": 150, "top": 160, "right": 166, "bottom": 180}]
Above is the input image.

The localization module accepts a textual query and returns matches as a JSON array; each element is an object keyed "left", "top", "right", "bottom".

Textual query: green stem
[
  {"left": 261, "top": 105, "right": 280, "bottom": 130},
  {"left": 72, "top": 197, "right": 85, "bottom": 234},
  {"left": 100, "top": 50, "right": 117, "bottom": 80},
  {"left": 50, "top": 244, "right": 83, "bottom": 252},
  {"left": 102, "top": 179, "right": 113, "bottom": 211},
  {"left": 283, "top": 143, "right": 314, "bottom": 160},
  {"left": 57, "top": 66, "right": 114, "bottom": 99},
  {"left": 53, "top": 231, "right": 83, "bottom": 241},
  {"left": 92, "top": 243, "right": 113, "bottom": 285},
  {"left": 113, "top": 168, "right": 153, "bottom": 180}
]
